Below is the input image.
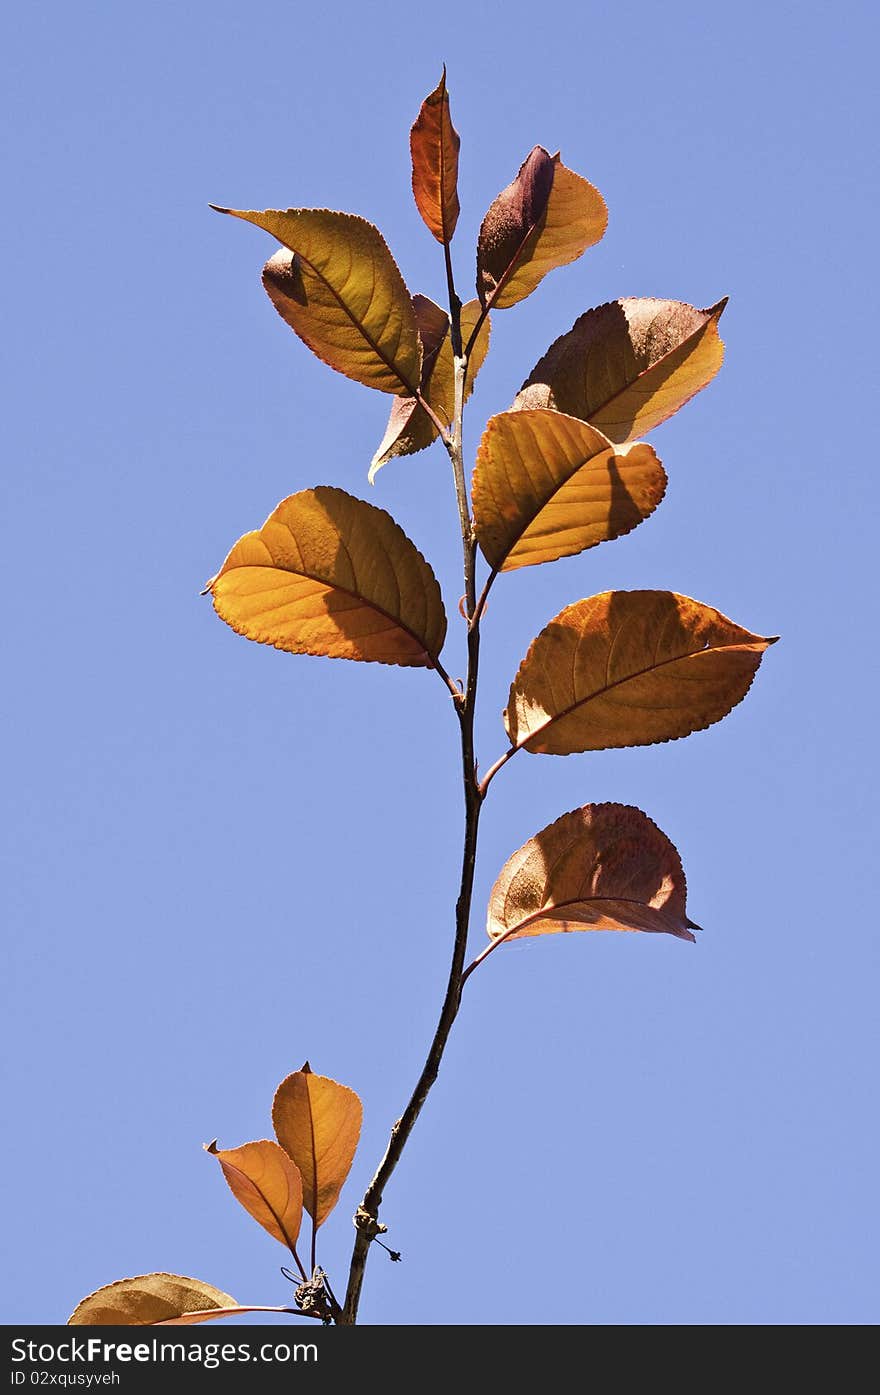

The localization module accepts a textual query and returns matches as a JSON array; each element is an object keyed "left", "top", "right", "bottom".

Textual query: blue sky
[{"left": 3, "top": 0, "right": 877, "bottom": 1325}]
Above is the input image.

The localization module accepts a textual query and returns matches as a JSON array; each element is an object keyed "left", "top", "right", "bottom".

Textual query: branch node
[{"left": 354, "top": 1205, "right": 387, "bottom": 1239}]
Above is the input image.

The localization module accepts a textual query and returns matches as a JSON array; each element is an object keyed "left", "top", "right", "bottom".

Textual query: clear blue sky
[{"left": 3, "top": 0, "right": 877, "bottom": 1325}]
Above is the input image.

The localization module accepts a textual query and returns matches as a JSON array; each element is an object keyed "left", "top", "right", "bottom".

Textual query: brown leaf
[
  {"left": 370, "top": 298, "right": 490, "bottom": 480},
  {"left": 207, "top": 486, "right": 447, "bottom": 668},
  {"left": 472, "top": 409, "right": 665, "bottom": 572},
  {"left": 68, "top": 1274, "right": 240, "bottom": 1326},
  {"left": 273, "top": 1066, "right": 362, "bottom": 1227},
  {"left": 487, "top": 803, "right": 698, "bottom": 947},
  {"left": 211, "top": 206, "right": 421, "bottom": 395},
  {"left": 506, "top": 590, "right": 776, "bottom": 754},
  {"left": 514, "top": 297, "right": 727, "bottom": 441},
  {"left": 205, "top": 1139, "right": 303, "bottom": 1255},
  {"left": 410, "top": 67, "right": 461, "bottom": 243},
  {"left": 477, "top": 147, "right": 607, "bottom": 310}
]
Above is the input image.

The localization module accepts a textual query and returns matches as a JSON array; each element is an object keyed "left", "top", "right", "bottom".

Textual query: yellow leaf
[
  {"left": 472, "top": 409, "right": 665, "bottom": 572},
  {"left": 487, "top": 803, "right": 697, "bottom": 946},
  {"left": 272, "top": 1064, "right": 362, "bottom": 1228},
  {"left": 205, "top": 1139, "right": 303, "bottom": 1255},
  {"left": 410, "top": 67, "right": 460, "bottom": 243},
  {"left": 370, "top": 298, "right": 491, "bottom": 480},
  {"left": 207, "top": 486, "right": 447, "bottom": 668},
  {"left": 514, "top": 297, "right": 726, "bottom": 441},
  {"left": 506, "top": 590, "right": 776, "bottom": 754},
  {"left": 477, "top": 148, "right": 607, "bottom": 310},
  {"left": 211, "top": 206, "right": 421, "bottom": 395},
  {"left": 68, "top": 1274, "right": 239, "bottom": 1326}
]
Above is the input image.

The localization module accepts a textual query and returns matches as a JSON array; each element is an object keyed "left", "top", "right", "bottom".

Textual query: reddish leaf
[
  {"left": 410, "top": 68, "right": 461, "bottom": 243},
  {"left": 506, "top": 590, "right": 776, "bottom": 754},
  {"left": 205, "top": 1139, "right": 304, "bottom": 1255},
  {"left": 370, "top": 298, "right": 490, "bottom": 479},
  {"left": 514, "top": 297, "right": 727, "bottom": 441},
  {"left": 486, "top": 803, "right": 698, "bottom": 947},
  {"left": 272, "top": 1065, "right": 362, "bottom": 1228},
  {"left": 477, "top": 148, "right": 606, "bottom": 310}
]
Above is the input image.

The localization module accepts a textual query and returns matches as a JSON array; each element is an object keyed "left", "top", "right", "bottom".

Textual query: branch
[{"left": 340, "top": 267, "right": 483, "bottom": 1326}]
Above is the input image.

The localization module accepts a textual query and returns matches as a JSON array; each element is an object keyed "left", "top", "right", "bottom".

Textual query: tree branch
[{"left": 340, "top": 273, "right": 483, "bottom": 1326}]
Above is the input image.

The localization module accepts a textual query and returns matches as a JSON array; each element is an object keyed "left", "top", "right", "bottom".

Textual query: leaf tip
[
  {"left": 209, "top": 203, "right": 232, "bottom": 215},
  {"left": 710, "top": 295, "right": 730, "bottom": 318},
  {"left": 300, "top": 1060, "right": 312, "bottom": 1074},
  {"left": 204, "top": 1139, "right": 219, "bottom": 1155},
  {"left": 765, "top": 634, "right": 781, "bottom": 646}
]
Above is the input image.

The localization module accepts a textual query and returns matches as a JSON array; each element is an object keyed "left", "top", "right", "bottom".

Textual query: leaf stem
[
  {"left": 340, "top": 276, "right": 483, "bottom": 1326},
  {"left": 460, "top": 923, "right": 518, "bottom": 987},
  {"left": 432, "top": 654, "right": 464, "bottom": 700},
  {"left": 478, "top": 745, "right": 517, "bottom": 796},
  {"left": 470, "top": 569, "right": 498, "bottom": 629}
]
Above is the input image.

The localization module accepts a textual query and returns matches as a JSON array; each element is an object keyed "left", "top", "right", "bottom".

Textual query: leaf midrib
[
  {"left": 494, "top": 893, "right": 686, "bottom": 939},
  {"left": 567, "top": 305, "right": 720, "bottom": 429},
  {"left": 292, "top": 233, "right": 421, "bottom": 398},
  {"left": 216, "top": 559, "right": 440, "bottom": 663},
  {"left": 512, "top": 635, "right": 761, "bottom": 749}
]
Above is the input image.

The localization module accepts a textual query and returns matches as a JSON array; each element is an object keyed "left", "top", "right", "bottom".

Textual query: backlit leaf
[
  {"left": 68, "top": 1274, "right": 240, "bottom": 1326},
  {"left": 205, "top": 1139, "right": 303, "bottom": 1255},
  {"left": 410, "top": 67, "right": 460, "bottom": 243},
  {"left": 272, "top": 1064, "right": 362, "bottom": 1228},
  {"left": 212, "top": 206, "right": 421, "bottom": 395},
  {"left": 370, "top": 297, "right": 490, "bottom": 480},
  {"left": 472, "top": 408, "right": 665, "bottom": 571},
  {"left": 207, "top": 486, "right": 447, "bottom": 668},
  {"left": 487, "top": 803, "right": 697, "bottom": 946},
  {"left": 506, "top": 590, "right": 776, "bottom": 754},
  {"left": 477, "top": 147, "right": 607, "bottom": 310},
  {"left": 514, "top": 297, "right": 726, "bottom": 441}
]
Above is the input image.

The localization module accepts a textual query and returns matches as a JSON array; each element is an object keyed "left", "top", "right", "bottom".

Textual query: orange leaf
[
  {"left": 410, "top": 67, "right": 460, "bottom": 243},
  {"left": 477, "top": 147, "right": 606, "bottom": 310},
  {"left": 487, "top": 803, "right": 698, "bottom": 947},
  {"left": 68, "top": 1274, "right": 240, "bottom": 1326},
  {"left": 370, "top": 298, "right": 490, "bottom": 480},
  {"left": 207, "top": 487, "right": 447, "bottom": 668},
  {"left": 506, "top": 590, "right": 776, "bottom": 754},
  {"left": 472, "top": 409, "right": 665, "bottom": 571},
  {"left": 211, "top": 206, "right": 421, "bottom": 395},
  {"left": 272, "top": 1064, "right": 362, "bottom": 1228},
  {"left": 514, "top": 297, "right": 727, "bottom": 441},
  {"left": 205, "top": 1139, "right": 303, "bottom": 1256}
]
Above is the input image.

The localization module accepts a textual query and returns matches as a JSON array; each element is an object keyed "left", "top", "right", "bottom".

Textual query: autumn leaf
[
  {"left": 472, "top": 409, "right": 665, "bottom": 571},
  {"left": 485, "top": 804, "right": 698, "bottom": 952},
  {"left": 514, "top": 297, "right": 727, "bottom": 441},
  {"left": 206, "top": 486, "right": 447, "bottom": 668},
  {"left": 476, "top": 147, "right": 607, "bottom": 310},
  {"left": 205, "top": 1139, "right": 304, "bottom": 1256},
  {"left": 370, "top": 297, "right": 490, "bottom": 480},
  {"left": 410, "top": 67, "right": 460, "bottom": 243},
  {"left": 506, "top": 590, "right": 776, "bottom": 755},
  {"left": 68, "top": 1274, "right": 242, "bottom": 1326},
  {"left": 272, "top": 1064, "right": 362, "bottom": 1228},
  {"left": 211, "top": 206, "right": 421, "bottom": 395}
]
